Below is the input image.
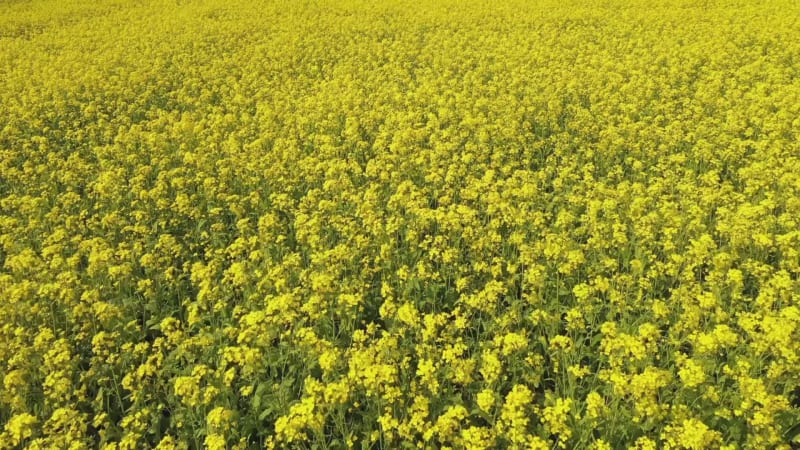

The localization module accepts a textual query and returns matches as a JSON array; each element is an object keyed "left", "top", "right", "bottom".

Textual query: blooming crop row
[{"left": 1, "top": 0, "right": 799, "bottom": 448}]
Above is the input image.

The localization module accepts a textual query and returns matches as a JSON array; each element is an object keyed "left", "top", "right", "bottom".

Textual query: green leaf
[
  {"left": 784, "top": 422, "right": 800, "bottom": 442},
  {"left": 258, "top": 406, "right": 274, "bottom": 421}
]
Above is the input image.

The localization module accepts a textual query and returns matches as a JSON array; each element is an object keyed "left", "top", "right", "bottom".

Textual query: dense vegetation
[{"left": 1, "top": 0, "right": 800, "bottom": 448}]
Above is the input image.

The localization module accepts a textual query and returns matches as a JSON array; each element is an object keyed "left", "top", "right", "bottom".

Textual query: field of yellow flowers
[{"left": 2, "top": 0, "right": 800, "bottom": 448}]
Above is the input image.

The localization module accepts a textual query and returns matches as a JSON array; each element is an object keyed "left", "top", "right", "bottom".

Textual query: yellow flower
[
  {"left": 629, "top": 437, "right": 657, "bottom": 450},
  {"left": 173, "top": 376, "right": 200, "bottom": 407},
  {"left": 274, "top": 397, "right": 323, "bottom": 444},
  {"left": 592, "top": 440, "right": 612, "bottom": 450},
  {"left": 498, "top": 384, "right": 533, "bottom": 445},
  {"left": 323, "top": 380, "right": 350, "bottom": 405},
  {"left": 662, "top": 418, "right": 722, "bottom": 449},
  {"left": 204, "top": 433, "right": 227, "bottom": 450},
  {"left": 480, "top": 351, "right": 502, "bottom": 384},
  {"left": 318, "top": 348, "right": 340, "bottom": 373},
  {"left": 585, "top": 391, "right": 606, "bottom": 421},
  {"left": 434, "top": 405, "right": 468, "bottom": 442},
  {"left": 206, "top": 407, "right": 235, "bottom": 431},
  {"left": 154, "top": 436, "right": 179, "bottom": 450},
  {"left": 477, "top": 389, "right": 496, "bottom": 414},
  {"left": 678, "top": 359, "right": 706, "bottom": 388},
  {"left": 497, "top": 331, "right": 528, "bottom": 356},
  {"left": 3, "top": 413, "right": 38, "bottom": 446},
  {"left": 417, "top": 358, "right": 439, "bottom": 391},
  {"left": 3, "top": 1, "right": 800, "bottom": 449},
  {"left": 461, "top": 426, "right": 495, "bottom": 450},
  {"left": 542, "top": 398, "right": 574, "bottom": 442}
]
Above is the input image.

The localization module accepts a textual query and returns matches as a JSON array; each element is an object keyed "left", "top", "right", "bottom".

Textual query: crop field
[{"left": 2, "top": 0, "right": 800, "bottom": 448}]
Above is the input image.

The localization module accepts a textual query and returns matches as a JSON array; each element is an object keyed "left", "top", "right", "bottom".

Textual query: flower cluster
[{"left": 1, "top": 0, "right": 800, "bottom": 448}]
